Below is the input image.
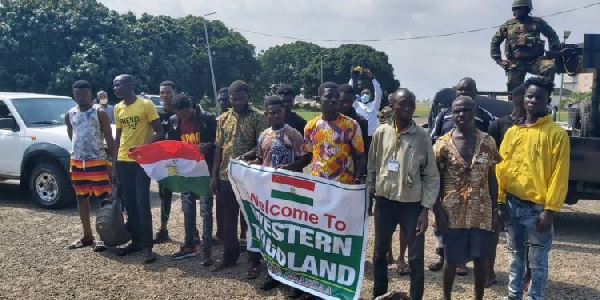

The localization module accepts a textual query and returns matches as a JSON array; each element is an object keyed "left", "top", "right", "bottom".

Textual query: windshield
[
  {"left": 147, "top": 96, "right": 162, "bottom": 106},
  {"left": 11, "top": 98, "right": 76, "bottom": 127}
]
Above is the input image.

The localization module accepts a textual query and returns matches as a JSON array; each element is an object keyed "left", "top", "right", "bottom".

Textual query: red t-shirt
[{"left": 180, "top": 116, "right": 200, "bottom": 145}]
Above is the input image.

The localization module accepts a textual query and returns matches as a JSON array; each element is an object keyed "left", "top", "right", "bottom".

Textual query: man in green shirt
[
  {"left": 368, "top": 88, "right": 440, "bottom": 300},
  {"left": 211, "top": 80, "right": 268, "bottom": 273}
]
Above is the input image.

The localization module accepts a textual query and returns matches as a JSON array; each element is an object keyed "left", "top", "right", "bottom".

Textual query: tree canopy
[
  {"left": 259, "top": 42, "right": 400, "bottom": 98},
  {"left": 0, "top": 0, "right": 400, "bottom": 107}
]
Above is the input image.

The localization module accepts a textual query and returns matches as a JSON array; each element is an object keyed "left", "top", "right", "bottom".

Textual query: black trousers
[
  {"left": 217, "top": 180, "right": 240, "bottom": 263},
  {"left": 158, "top": 183, "right": 173, "bottom": 225},
  {"left": 373, "top": 197, "right": 425, "bottom": 300},
  {"left": 116, "top": 161, "right": 153, "bottom": 250},
  {"left": 215, "top": 193, "right": 224, "bottom": 239}
]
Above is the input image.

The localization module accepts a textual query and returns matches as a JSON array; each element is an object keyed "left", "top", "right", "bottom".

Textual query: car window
[
  {"left": 11, "top": 98, "right": 76, "bottom": 127},
  {"left": 0, "top": 101, "right": 10, "bottom": 118},
  {"left": 148, "top": 96, "right": 161, "bottom": 106}
]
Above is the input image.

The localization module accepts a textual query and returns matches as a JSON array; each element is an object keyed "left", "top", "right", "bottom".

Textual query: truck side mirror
[{"left": 0, "top": 117, "right": 18, "bottom": 131}]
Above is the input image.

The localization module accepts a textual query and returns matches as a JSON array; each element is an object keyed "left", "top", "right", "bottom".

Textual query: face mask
[
  {"left": 361, "top": 94, "right": 370, "bottom": 103},
  {"left": 100, "top": 98, "right": 108, "bottom": 105}
]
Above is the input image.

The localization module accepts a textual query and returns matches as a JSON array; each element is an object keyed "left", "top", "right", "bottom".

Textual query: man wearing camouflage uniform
[{"left": 491, "top": 0, "right": 561, "bottom": 92}]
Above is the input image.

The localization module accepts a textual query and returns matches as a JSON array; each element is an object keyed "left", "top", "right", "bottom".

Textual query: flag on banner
[
  {"left": 128, "top": 140, "right": 210, "bottom": 197},
  {"left": 271, "top": 174, "right": 316, "bottom": 206}
]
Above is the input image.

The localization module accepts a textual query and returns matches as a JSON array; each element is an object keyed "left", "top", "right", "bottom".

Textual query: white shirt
[{"left": 349, "top": 78, "right": 382, "bottom": 136}]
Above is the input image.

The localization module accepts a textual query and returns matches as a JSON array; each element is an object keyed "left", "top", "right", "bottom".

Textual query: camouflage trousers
[
  {"left": 507, "top": 57, "right": 556, "bottom": 92},
  {"left": 378, "top": 106, "right": 393, "bottom": 124}
]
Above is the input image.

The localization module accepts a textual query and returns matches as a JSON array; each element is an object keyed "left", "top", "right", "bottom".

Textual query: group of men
[
  {"left": 370, "top": 75, "right": 568, "bottom": 300},
  {"left": 64, "top": 69, "right": 568, "bottom": 300},
  {"left": 61, "top": 0, "right": 570, "bottom": 298}
]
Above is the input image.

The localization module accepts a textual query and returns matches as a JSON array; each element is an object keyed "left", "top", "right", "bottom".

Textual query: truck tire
[
  {"left": 29, "top": 163, "right": 73, "bottom": 209},
  {"left": 577, "top": 99, "right": 592, "bottom": 137}
]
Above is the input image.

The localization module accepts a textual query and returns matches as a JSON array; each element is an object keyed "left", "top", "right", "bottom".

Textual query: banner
[{"left": 228, "top": 160, "right": 369, "bottom": 300}]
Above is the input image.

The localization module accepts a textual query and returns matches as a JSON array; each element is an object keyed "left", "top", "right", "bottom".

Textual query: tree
[
  {"left": 259, "top": 42, "right": 400, "bottom": 98},
  {"left": 178, "top": 16, "right": 260, "bottom": 106},
  {"left": 568, "top": 92, "right": 592, "bottom": 104},
  {"left": 49, "top": 10, "right": 147, "bottom": 99},
  {"left": 258, "top": 41, "right": 323, "bottom": 95},
  {"left": 0, "top": 0, "right": 260, "bottom": 106}
]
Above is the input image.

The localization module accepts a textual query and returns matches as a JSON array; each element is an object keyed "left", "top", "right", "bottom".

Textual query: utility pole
[
  {"left": 320, "top": 55, "right": 329, "bottom": 84},
  {"left": 558, "top": 30, "right": 571, "bottom": 122},
  {"left": 203, "top": 12, "right": 219, "bottom": 115}
]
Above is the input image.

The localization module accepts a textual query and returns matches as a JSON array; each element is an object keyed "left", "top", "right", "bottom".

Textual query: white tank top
[{"left": 68, "top": 106, "right": 106, "bottom": 160}]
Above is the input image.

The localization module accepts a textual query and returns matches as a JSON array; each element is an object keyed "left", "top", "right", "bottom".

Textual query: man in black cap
[{"left": 276, "top": 84, "right": 307, "bottom": 135}]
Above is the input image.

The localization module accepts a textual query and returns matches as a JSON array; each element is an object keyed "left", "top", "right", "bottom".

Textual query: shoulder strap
[{"left": 530, "top": 17, "right": 542, "bottom": 24}]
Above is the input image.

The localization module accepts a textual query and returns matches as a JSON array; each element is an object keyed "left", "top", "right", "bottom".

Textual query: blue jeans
[
  {"left": 182, "top": 193, "right": 213, "bottom": 251},
  {"left": 506, "top": 194, "right": 554, "bottom": 300}
]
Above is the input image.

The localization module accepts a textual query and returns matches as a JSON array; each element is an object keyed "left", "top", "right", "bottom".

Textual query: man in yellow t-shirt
[{"left": 113, "top": 74, "right": 164, "bottom": 264}]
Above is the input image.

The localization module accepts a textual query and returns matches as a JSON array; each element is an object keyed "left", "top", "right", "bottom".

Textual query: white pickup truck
[{"left": 0, "top": 93, "right": 76, "bottom": 208}]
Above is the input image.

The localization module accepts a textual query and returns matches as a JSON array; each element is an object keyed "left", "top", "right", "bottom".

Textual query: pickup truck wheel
[{"left": 29, "top": 163, "right": 73, "bottom": 209}]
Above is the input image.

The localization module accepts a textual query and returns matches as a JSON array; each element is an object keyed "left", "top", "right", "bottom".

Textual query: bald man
[
  {"left": 430, "top": 78, "right": 494, "bottom": 141},
  {"left": 113, "top": 74, "right": 165, "bottom": 264},
  {"left": 94, "top": 91, "right": 114, "bottom": 124},
  {"left": 368, "top": 88, "right": 439, "bottom": 300},
  {"left": 433, "top": 96, "right": 501, "bottom": 300},
  {"left": 428, "top": 77, "right": 494, "bottom": 276}
]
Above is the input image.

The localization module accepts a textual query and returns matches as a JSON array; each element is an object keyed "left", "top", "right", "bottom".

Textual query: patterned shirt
[
  {"left": 303, "top": 114, "right": 364, "bottom": 184},
  {"left": 215, "top": 106, "right": 268, "bottom": 181},
  {"left": 433, "top": 129, "right": 501, "bottom": 231},
  {"left": 258, "top": 124, "right": 306, "bottom": 168}
]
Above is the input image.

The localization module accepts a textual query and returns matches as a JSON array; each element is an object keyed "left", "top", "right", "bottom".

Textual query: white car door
[{"left": 0, "top": 100, "right": 24, "bottom": 176}]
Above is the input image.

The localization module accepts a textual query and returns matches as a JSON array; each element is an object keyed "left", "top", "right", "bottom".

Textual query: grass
[
  {"left": 414, "top": 104, "right": 430, "bottom": 118},
  {"left": 296, "top": 104, "right": 431, "bottom": 121},
  {"left": 296, "top": 110, "right": 321, "bottom": 121}
]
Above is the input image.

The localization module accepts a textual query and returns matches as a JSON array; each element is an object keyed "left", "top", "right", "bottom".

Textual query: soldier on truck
[{"left": 490, "top": 0, "right": 561, "bottom": 92}]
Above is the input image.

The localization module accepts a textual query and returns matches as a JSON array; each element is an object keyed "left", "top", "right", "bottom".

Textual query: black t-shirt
[
  {"left": 430, "top": 106, "right": 494, "bottom": 141},
  {"left": 344, "top": 109, "right": 369, "bottom": 144},
  {"left": 159, "top": 109, "right": 174, "bottom": 136},
  {"left": 488, "top": 115, "right": 524, "bottom": 148},
  {"left": 285, "top": 111, "right": 307, "bottom": 135}
]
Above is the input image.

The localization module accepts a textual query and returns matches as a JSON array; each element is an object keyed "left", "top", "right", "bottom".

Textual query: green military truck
[
  {"left": 564, "top": 34, "right": 600, "bottom": 204},
  {"left": 426, "top": 34, "right": 600, "bottom": 205}
]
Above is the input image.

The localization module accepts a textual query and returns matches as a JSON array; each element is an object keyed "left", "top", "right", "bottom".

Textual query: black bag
[{"left": 95, "top": 184, "right": 131, "bottom": 247}]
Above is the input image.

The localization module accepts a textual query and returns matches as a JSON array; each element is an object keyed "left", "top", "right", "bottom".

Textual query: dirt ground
[{"left": 0, "top": 181, "right": 599, "bottom": 300}]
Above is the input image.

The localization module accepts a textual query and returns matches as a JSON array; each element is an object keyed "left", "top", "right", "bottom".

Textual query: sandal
[
  {"left": 93, "top": 240, "right": 107, "bottom": 252},
  {"left": 246, "top": 264, "right": 260, "bottom": 279},
  {"left": 427, "top": 255, "right": 444, "bottom": 272},
  {"left": 397, "top": 261, "right": 411, "bottom": 276},
  {"left": 68, "top": 238, "right": 94, "bottom": 249}
]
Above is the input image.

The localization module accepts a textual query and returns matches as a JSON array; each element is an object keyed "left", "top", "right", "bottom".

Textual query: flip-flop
[
  {"left": 246, "top": 265, "right": 260, "bottom": 280},
  {"left": 68, "top": 239, "right": 94, "bottom": 249},
  {"left": 428, "top": 257, "right": 444, "bottom": 271},
  {"left": 93, "top": 240, "right": 107, "bottom": 252}
]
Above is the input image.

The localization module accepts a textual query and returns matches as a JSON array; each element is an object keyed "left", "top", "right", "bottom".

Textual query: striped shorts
[{"left": 70, "top": 159, "right": 112, "bottom": 199}]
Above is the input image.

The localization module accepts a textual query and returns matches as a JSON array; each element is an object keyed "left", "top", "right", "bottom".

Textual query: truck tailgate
[{"left": 570, "top": 137, "right": 600, "bottom": 182}]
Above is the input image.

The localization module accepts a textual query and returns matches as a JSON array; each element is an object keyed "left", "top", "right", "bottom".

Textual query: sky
[{"left": 99, "top": 0, "right": 599, "bottom": 99}]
